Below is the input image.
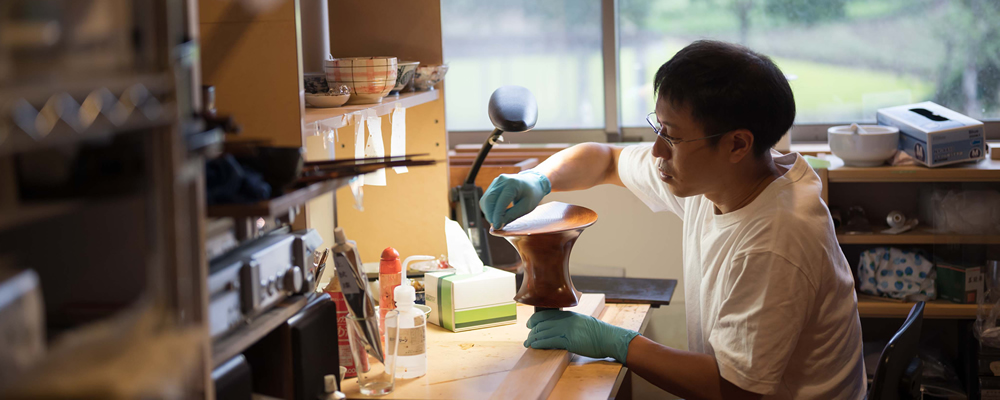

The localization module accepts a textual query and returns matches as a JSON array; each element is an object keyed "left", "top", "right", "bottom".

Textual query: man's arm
[
  {"left": 479, "top": 142, "right": 625, "bottom": 228},
  {"left": 532, "top": 142, "right": 624, "bottom": 191},
  {"left": 626, "top": 336, "right": 763, "bottom": 400}
]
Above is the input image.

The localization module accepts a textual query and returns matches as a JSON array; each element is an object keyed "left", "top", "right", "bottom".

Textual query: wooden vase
[{"left": 490, "top": 202, "right": 597, "bottom": 308}]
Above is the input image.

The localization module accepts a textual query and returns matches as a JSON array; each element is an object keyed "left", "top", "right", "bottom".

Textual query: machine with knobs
[{"left": 208, "top": 228, "right": 323, "bottom": 338}]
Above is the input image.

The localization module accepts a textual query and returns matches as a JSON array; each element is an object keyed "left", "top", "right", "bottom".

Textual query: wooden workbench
[{"left": 341, "top": 303, "right": 652, "bottom": 399}]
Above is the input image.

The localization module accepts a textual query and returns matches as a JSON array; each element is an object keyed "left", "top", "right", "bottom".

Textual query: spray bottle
[{"left": 385, "top": 255, "right": 433, "bottom": 378}]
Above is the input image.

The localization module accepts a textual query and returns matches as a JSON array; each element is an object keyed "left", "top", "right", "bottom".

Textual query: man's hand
[
  {"left": 524, "top": 309, "right": 639, "bottom": 364},
  {"left": 479, "top": 170, "right": 551, "bottom": 229}
]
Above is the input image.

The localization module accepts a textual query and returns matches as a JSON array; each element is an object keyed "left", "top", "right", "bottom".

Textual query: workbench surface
[{"left": 341, "top": 303, "right": 652, "bottom": 399}]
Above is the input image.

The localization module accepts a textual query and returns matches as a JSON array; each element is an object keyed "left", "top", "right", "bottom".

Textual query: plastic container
[{"left": 384, "top": 257, "right": 431, "bottom": 379}]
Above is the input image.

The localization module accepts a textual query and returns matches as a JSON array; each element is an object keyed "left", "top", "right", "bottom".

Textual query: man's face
[{"left": 650, "top": 97, "right": 728, "bottom": 198}]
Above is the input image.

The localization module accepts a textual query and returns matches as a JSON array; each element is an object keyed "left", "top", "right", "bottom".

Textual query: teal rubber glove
[
  {"left": 524, "top": 309, "right": 640, "bottom": 365},
  {"left": 479, "top": 170, "right": 551, "bottom": 229}
]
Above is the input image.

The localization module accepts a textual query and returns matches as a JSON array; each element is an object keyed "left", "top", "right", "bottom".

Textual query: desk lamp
[{"left": 452, "top": 85, "right": 537, "bottom": 266}]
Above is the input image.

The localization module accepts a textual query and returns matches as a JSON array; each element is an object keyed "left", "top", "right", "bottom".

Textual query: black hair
[{"left": 653, "top": 40, "right": 795, "bottom": 156}]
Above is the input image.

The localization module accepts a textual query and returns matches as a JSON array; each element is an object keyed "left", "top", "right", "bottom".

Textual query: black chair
[{"left": 867, "top": 301, "right": 925, "bottom": 400}]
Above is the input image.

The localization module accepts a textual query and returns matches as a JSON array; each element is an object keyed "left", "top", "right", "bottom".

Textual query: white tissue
[
  {"left": 364, "top": 109, "right": 386, "bottom": 186},
  {"left": 391, "top": 104, "right": 408, "bottom": 174},
  {"left": 352, "top": 112, "right": 366, "bottom": 186},
  {"left": 444, "top": 218, "right": 485, "bottom": 274}
]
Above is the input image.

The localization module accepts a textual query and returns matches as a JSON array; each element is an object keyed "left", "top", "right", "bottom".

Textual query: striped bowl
[{"left": 324, "top": 56, "right": 398, "bottom": 104}]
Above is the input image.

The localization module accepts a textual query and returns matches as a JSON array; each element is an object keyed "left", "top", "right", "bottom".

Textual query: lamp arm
[{"left": 464, "top": 128, "right": 504, "bottom": 185}]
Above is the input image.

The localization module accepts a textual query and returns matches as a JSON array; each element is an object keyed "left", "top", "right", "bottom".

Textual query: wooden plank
[
  {"left": 837, "top": 228, "right": 1000, "bottom": 245},
  {"left": 339, "top": 299, "right": 647, "bottom": 399},
  {"left": 0, "top": 201, "right": 82, "bottom": 233},
  {"left": 826, "top": 156, "right": 1000, "bottom": 182},
  {"left": 857, "top": 297, "right": 979, "bottom": 319},
  {"left": 551, "top": 304, "right": 651, "bottom": 400},
  {"left": 302, "top": 91, "right": 440, "bottom": 134},
  {"left": 198, "top": 0, "right": 295, "bottom": 24},
  {"left": 328, "top": 1, "right": 444, "bottom": 65},
  {"left": 448, "top": 153, "right": 552, "bottom": 163},
  {"left": 448, "top": 158, "right": 539, "bottom": 167},
  {"left": 453, "top": 143, "right": 571, "bottom": 153},
  {"left": 571, "top": 275, "right": 676, "bottom": 306},
  {"left": 488, "top": 294, "right": 605, "bottom": 400},
  {"left": 448, "top": 159, "right": 539, "bottom": 194},
  {"left": 200, "top": 17, "right": 303, "bottom": 148},
  {"left": 789, "top": 143, "right": 831, "bottom": 157},
  {"left": 206, "top": 178, "right": 349, "bottom": 218}
]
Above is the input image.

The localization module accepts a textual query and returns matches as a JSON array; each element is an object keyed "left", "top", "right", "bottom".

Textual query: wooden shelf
[
  {"left": 0, "top": 201, "right": 81, "bottom": 232},
  {"left": 837, "top": 227, "right": 1000, "bottom": 245},
  {"left": 212, "top": 295, "right": 309, "bottom": 367},
  {"left": 206, "top": 177, "right": 349, "bottom": 218},
  {"left": 857, "top": 297, "right": 980, "bottom": 319},
  {"left": 824, "top": 156, "right": 1000, "bottom": 183},
  {"left": 302, "top": 90, "right": 439, "bottom": 135}
]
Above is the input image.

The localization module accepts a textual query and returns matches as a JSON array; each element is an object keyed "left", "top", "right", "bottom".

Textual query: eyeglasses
[{"left": 646, "top": 112, "right": 729, "bottom": 147}]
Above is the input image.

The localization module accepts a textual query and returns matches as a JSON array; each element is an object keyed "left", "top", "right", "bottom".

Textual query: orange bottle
[{"left": 379, "top": 247, "right": 402, "bottom": 339}]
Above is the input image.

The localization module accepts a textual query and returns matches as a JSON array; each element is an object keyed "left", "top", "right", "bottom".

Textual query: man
[{"left": 479, "top": 40, "right": 865, "bottom": 399}]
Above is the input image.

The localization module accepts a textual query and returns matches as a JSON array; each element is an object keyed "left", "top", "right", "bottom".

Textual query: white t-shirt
[{"left": 619, "top": 144, "right": 866, "bottom": 399}]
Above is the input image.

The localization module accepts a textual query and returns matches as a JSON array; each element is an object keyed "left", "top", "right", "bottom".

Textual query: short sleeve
[
  {"left": 617, "top": 144, "right": 685, "bottom": 216},
  {"left": 709, "top": 252, "right": 816, "bottom": 395}
]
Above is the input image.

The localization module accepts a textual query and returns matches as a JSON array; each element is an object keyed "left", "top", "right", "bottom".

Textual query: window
[
  {"left": 441, "top": 0, "right": 604, "bottom": 131},
  {"left": 443, "top": 0, "right": 1000, "bottom": 139}
]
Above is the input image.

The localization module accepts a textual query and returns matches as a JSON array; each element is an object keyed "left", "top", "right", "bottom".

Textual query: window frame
[{"left": 445, "top": 0, "right": 1000, "bottom": 144}]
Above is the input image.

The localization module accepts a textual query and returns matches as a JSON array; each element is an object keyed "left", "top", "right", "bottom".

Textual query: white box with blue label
[
  {"left": 424, "top": 267, "right": 517, "bottom": 332},
  {"left": 876, "top": 101, "right": 986, "bottom": 167}
]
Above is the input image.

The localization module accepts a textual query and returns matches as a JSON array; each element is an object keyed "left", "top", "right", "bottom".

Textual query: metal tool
[{"left": 312, "top": 248, "right": 330, "bottom": 293}]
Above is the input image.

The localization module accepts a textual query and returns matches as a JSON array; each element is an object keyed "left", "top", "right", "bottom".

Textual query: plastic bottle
[
  {"left": 385, "top": 256, "right": 431, "bottom": 378},
  {"left": 379, "top": 247, "right": 402, "bottom": 339}
]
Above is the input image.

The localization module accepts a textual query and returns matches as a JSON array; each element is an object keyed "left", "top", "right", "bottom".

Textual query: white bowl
[
  {"left": 828, "top": 124, "right": 899, "bottom": 167},
  {"left": 305, "top": 93, "right": 350, "bottom": 108},
  {"left": 412, "top": 64, "right": 449, "bottom": 91},
  {"left": 324, "top": 56, "right": 398, "bottom": 104}
]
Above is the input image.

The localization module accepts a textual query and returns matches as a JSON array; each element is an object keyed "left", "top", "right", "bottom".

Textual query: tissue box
[
  {"left": 425, "top": 267, "right": 516, "bottom": 332},
  {"left": 876, "top": 101, "right": 986, "bottom": 167},
  {"left": 936, "top": 260, "right": 983, "bottom": 304}
]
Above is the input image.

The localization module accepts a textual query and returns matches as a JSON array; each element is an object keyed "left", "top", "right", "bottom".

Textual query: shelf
[
  {"left": 0, "top": 201, "right": 82, "bottom": 232},
  {"left": 837, "top": 227, "right": 1000, "bottom": 245},
  {"left": 824, "top": 156, "right": 1000, "bottom": 183},
  {"left": 302, "top": 90, "right": 439, "bottom": 135},
  {"left": 212, "top": 295, "right": 309, "bottom": 367},
  {"left": 857, "top": 297, "right": 980, "bottom": 319},
  {"left": 206, "top": 177, "right": 349, "bottom": 219}
]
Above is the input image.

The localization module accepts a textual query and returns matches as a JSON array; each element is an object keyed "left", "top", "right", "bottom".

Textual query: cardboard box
[
  {"left": 876, "top": 101, "right": 986, "bottom": 167},
  {"left": 936, "top": 260, "right": 983, "bottom": 304},
  {"left": 425, "top": 267, "right": 516, "bottom": 332}
]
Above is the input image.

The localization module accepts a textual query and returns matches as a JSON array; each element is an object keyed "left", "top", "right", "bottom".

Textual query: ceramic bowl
[
  {"left": 305, "top": 93, "right": 350, "bottom": 108},
  {"left": 324, "top": 56, "right": 398, "bottom": 104},
  {"left": 303, "top": 73, "right": 328, "bottom": 94},
  {"left": 828, "top": 124, "right": 900, "bottom": 167},
  {"left": 390, "top": 61, "right": 420, "bottom": 95},
  {"left": 411, "top": 64, "right": 449, "bottom": 91}
]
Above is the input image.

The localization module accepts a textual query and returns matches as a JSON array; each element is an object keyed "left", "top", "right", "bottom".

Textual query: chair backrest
[{"left": 867, "top": 301, "right": 925, "bottom": 400}]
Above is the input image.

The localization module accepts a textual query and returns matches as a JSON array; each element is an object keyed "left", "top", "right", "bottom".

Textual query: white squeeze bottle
[{"left": 385, "top": 256, "right": 432, "bottom": 378}]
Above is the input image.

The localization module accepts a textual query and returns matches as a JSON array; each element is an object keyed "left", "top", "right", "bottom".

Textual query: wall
[{"left": 545, "top": 183, "right": 687, "bottom": 399}]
